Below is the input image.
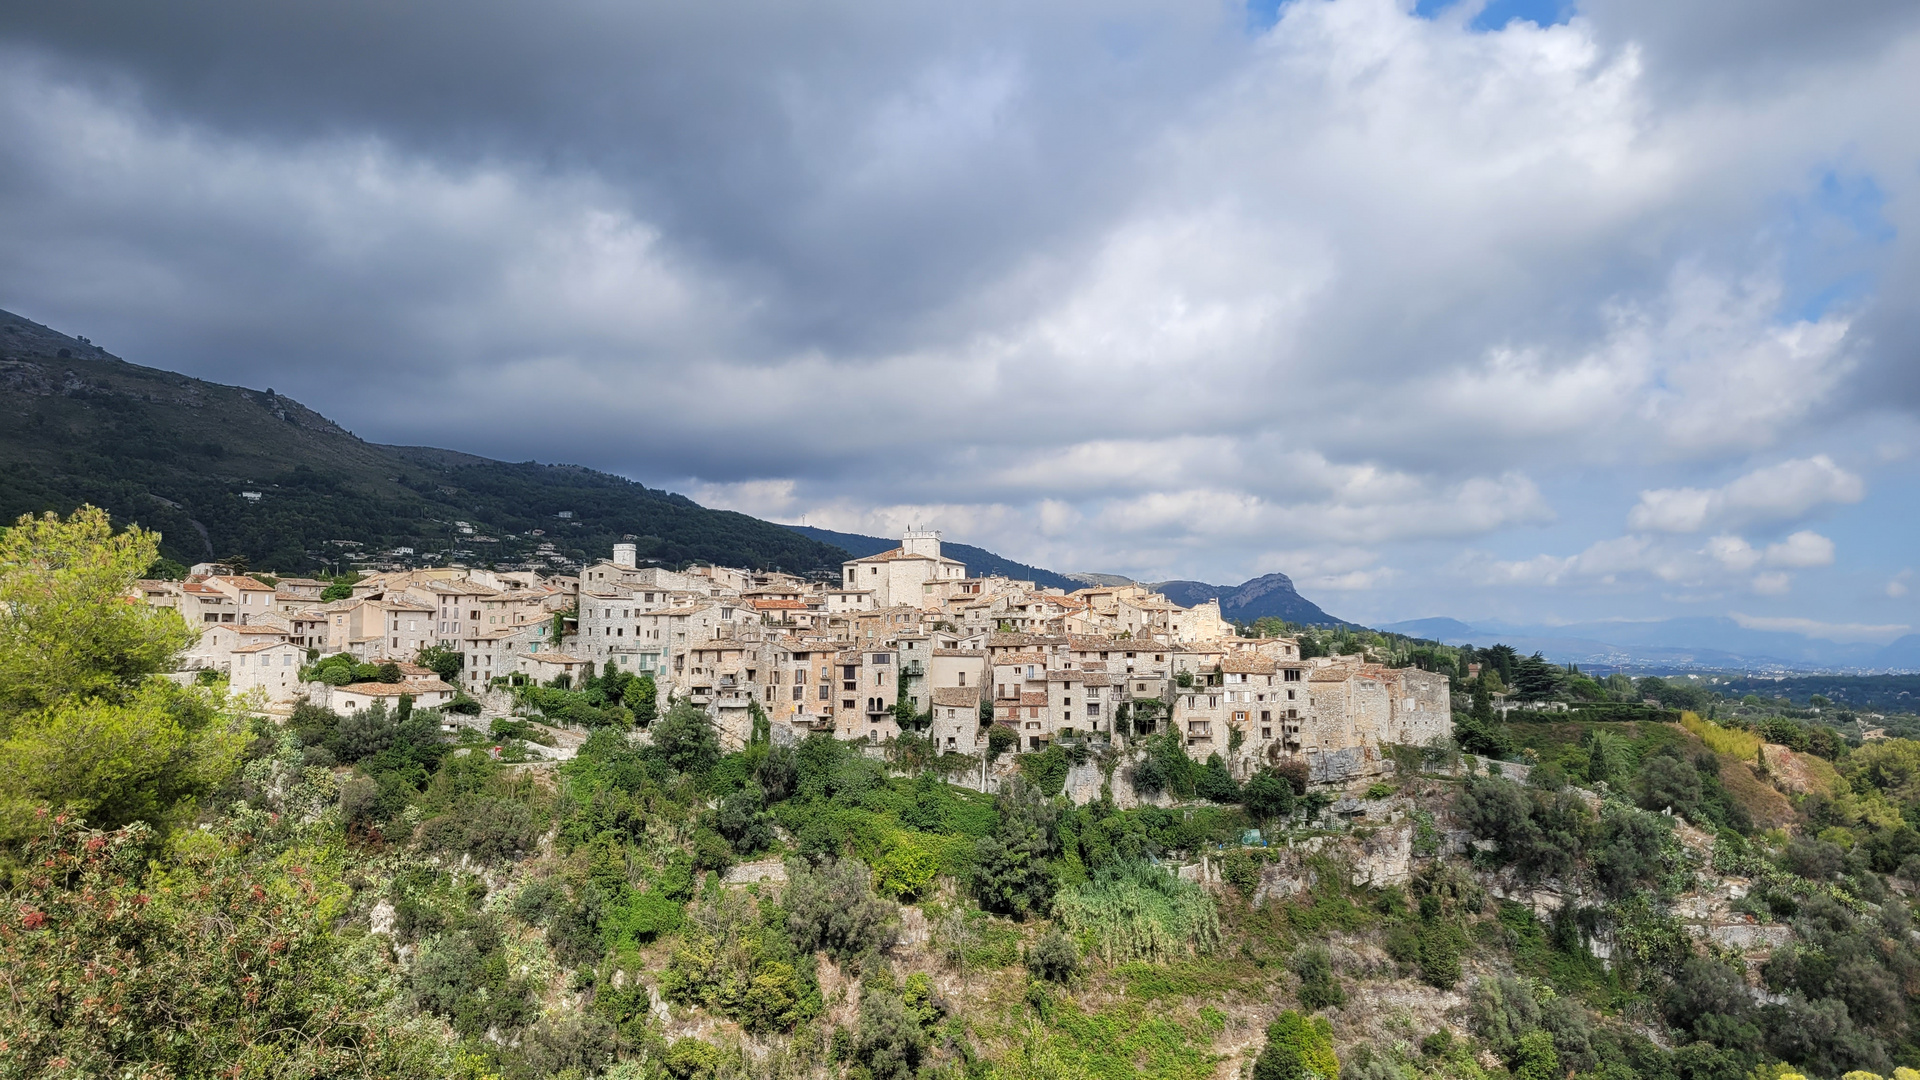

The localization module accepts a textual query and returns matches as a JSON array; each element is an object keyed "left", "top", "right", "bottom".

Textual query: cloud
[
  {"left": 1889, "top": 570, "right": 1914, "bottom": 598},
  {"left": 1628, "top": 456, "right": 1865, "bottom": 532},
  {"left": 0, "top": 0, "right": 1914, "bottom": 611},
  {"left": 1729, "top": 613, "right": 1912, "bottom": 644},
  {"left": 1763, "top": 530, "right": 1836, "bottom": 569},
  {"left": 1465, "top": 528, "right": 1834, "bottom": 595}
]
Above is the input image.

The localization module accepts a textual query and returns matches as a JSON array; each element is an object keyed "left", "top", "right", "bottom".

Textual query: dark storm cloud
[
  {"left": 1, "top": 0, "right": 1917, "bottom": 627},
  {"left": 0, "top": 1, "right": 1237, "bottom": 355}
]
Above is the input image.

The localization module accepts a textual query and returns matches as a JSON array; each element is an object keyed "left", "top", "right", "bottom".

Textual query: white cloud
[
  {"left": 1763, "top": 530, "right": 1835, "bottom": 569},
  {"left": 1889, "top": 570, "right": 1914, "bottom": 598},
  {"left": 1729, "top": 613, "right": 1912, "bottom": 644},
  {"left": 1628, "top": 456, "right": 1864, "bottom": 532},
  {"left": 1464, "top": 528, "right": 1833, "bottom": 594}
]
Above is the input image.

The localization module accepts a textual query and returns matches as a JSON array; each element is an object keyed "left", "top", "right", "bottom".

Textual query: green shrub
[
  {"left": 1254, "top": 1010, "right": 1338, "bottom": 1080},
  {"left": 1052, "top": 861, "right": 1221, "bottom": 963},
  {"left": 662, "top": 891, "right": 816, "bottom": 1032},
  {"left": 1026, "top": 927, "right": 1080, "bottom": 983},
  {"left": 784, "top": 856, "right": 899, "bottom": 962},
  {"left": 1244, "top": 769, "right": 1296, "bottom": 818},
  {"left": 1292, "top": 944, "right": 1345, "bottom": 1010},
  {"left": 873, "top": 834, "right": 941, "bottom": 899},
  {"left": 1018, "top": 744, "right": 1071, "bottom": 796},
  {"left": 851, "top": 986, "right": 928, "bottom": 1080},
  {"left": 652, "top": 700, "right": 720, "bottom": 774},
  {"left": 987, "top": 724, "right": 1018, "bottom": 755}
]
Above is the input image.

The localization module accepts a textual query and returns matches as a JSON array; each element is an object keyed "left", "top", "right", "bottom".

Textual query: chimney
[{"left": 612, "top": 543, "right": 637, "bottom": 569}]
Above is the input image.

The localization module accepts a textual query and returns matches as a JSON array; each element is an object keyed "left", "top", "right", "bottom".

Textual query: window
[
  {"left": 958, "top": 671, "right": 966, "bottom": 686},
  {"left": 1262, "top": 727, "right": 1272, "bottom": 738}
]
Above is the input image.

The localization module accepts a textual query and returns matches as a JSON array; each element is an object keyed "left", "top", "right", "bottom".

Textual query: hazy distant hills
[
  {"left": 1381, "top": 615, "right": 1920, "bottom": 674},
  {"left": 0, "top": 309, "right": 848, "bottom": 575}
]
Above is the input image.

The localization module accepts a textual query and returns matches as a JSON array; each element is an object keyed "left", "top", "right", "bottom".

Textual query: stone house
[
  {"left": 930, "top": 687, "right": 982, "bottom": 753},
  {"left": 227, "top": 641, "right": 307, "bottom": 704},
  {"left": 330, "top": 679, "right": 457, "bottom": 713},
  {"left": 839, "top": 530, "right": 966, "bottom": 609},
  {"left": 202, "top": 575, "right": 277, "bottom": 622}
]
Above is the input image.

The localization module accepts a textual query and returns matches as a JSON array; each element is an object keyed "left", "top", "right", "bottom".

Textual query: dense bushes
[
  {"left": 784, "top": 855, "right": 900, "bottom": 962},
  {"left": 662, "top": 890, "right": 818, "bottom": 1032},
  {"left": 973, "top": 779, "right": 1062, "bottom": 918},
  {"left": 1254, "top": 1010, "right": 1338, "bottom": 1080},
  {"left": 1, "top": 817, "right": 478, "bottom": 1079},
  {"left": 1052, "top": 861, "right": 1221, "bottom": 963}
]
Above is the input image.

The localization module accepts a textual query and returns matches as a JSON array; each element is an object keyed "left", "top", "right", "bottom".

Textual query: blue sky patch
[{"left": 1413, "top": 0, "right": 1574, "bottom": 31}]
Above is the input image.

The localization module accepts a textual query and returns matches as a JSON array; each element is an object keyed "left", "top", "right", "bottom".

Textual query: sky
[{"left": 1, "top": 0, "right": 1916, "bottom": 642}]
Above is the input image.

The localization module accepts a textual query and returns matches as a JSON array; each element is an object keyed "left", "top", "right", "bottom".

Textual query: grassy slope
[{"left": 0, "top": 310, "right": 848, "bottom": 574}]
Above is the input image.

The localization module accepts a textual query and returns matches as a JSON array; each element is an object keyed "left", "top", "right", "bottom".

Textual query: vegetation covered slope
[
  {"left": 15, "top": 507, "right": 1920, "bottom": 1080},
  {"left": 0, "top": 310, "right": 848, "bottom": 574}
]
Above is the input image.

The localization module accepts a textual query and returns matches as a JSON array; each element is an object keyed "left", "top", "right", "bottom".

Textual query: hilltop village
[{"left": 132, "top": 530, "right": 1450, "bottom": 786}]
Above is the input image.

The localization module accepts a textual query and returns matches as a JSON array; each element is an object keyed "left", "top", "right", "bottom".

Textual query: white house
[
  {"left": 839, "top": 530, "right": 967, "bottom": 609},
  {"left": 330, "top": 679, "right": 457, "bottom": 713}
]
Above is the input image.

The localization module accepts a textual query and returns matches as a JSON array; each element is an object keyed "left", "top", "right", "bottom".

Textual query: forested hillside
[
  {"left": 11, "top": 508, "right": 1920, "bottom": 1080},
  {"left": 0, "top": 310, "right": 848, "bottom": 574}
]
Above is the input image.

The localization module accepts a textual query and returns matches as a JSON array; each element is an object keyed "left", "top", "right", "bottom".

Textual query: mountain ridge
[{"left": 0, "top": 309, "right": 850, "bottom": 575}]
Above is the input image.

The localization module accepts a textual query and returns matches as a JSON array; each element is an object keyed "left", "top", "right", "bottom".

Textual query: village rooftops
[
  {"left": 931, "top": 687, "right": 982, "bottom": 707},
  {"left": 1222, "top": 654, "right": 1278, "bottom": 675},
  {"left": 525, "top": 652, "right": 587, "bottom": 665},
  {"left": 207, "top": 575, "right": 274, "bottom": 592},
  {"left": 931, "top": 647, "right": 983, "bottom": 657},
  {"left": 231, "top": 641, "right": 300, "bottom": 654},
  {"left": 847, "top": 547, "right": 964, "bottom": 564},
  {"left": 992, "top": 652, "right": 1050, "bottom": 666},
  {"left": 1046, "top": 670, "right": 1112, "bottom": 686},
  {"left": 338, "top": 679, "right": 456, "bottom": 696}
]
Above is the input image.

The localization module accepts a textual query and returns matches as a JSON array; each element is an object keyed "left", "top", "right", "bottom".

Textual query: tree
[
  {"left": 973, "top": 778, "right": 1061, "bottom": 918},
  {"left": 987, "top": 724, "right": 1017, "bottom": 755},
  {"left": 1513, "top": 653, "right": 1562, "bottom": 701},
  {"left": 652, "top": 700, "right": 720, "bottom": 774},
  {"left": 0, "top": 509, "right": 241, "bottom": 844},
  {"left": 852, "top": 987, "right": 927, "bottom": 1080},
  {"left": 625, "top": 672, "right": 658, "bottom": 724},
  {"left": 415, "top": 644, "right": 464, "bottom": 683},
  {"left": 1026, "top": 928, "right": 1080, "bottom": 983},
  {"left": 1244, "top": 768, "right": 1296, "bottom": 819},
  {"left": 0, "top": 507, "right": 197, "bottom": 715},
  {"left": 1454, "top": 680, "right": 1512, "bottom": 757},
  {"left": 784, "top": 856, "right": 899, "bottom": 961}
]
